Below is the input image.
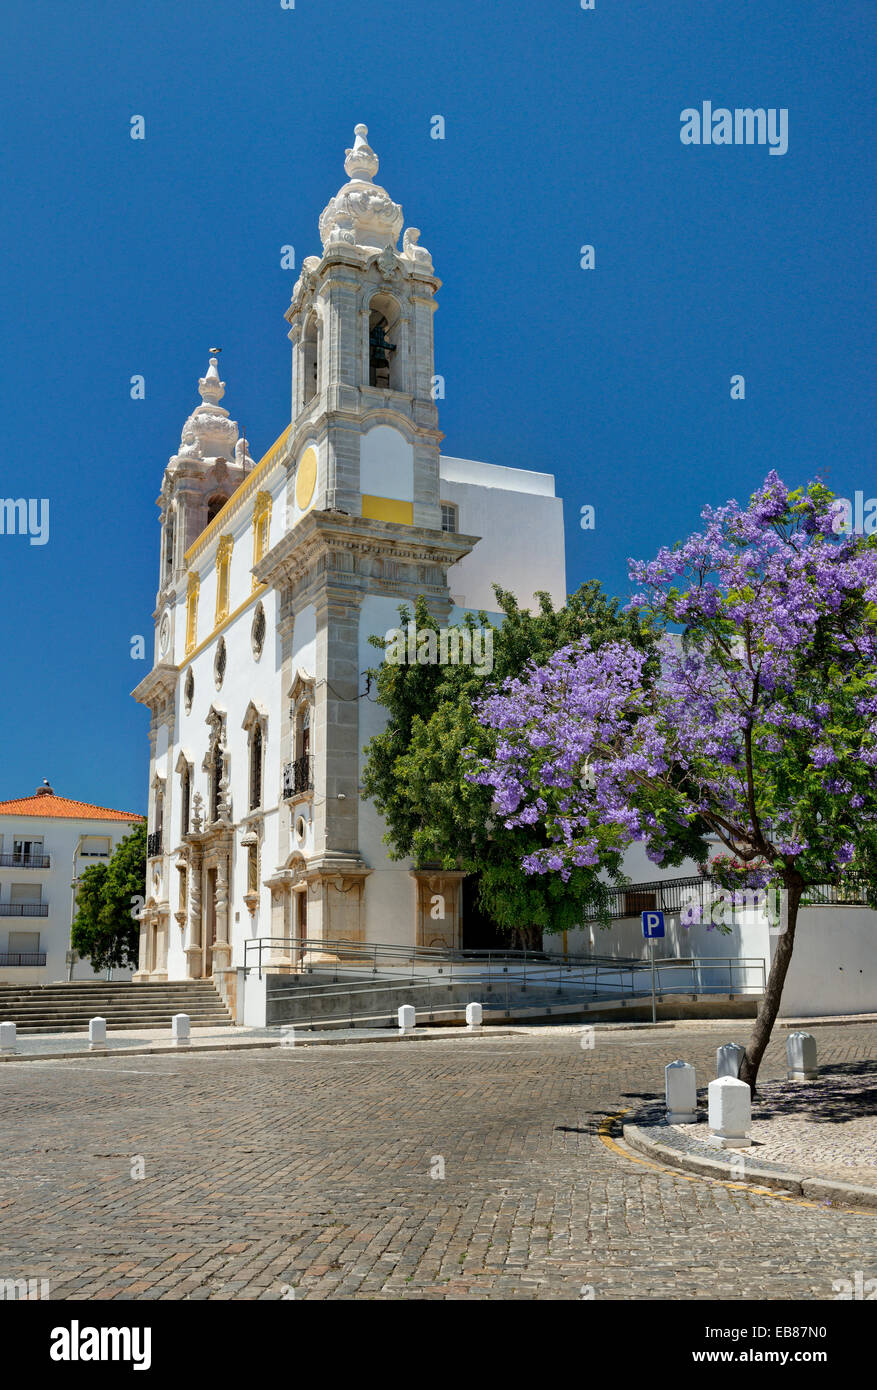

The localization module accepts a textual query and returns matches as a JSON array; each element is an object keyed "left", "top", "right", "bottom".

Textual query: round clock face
[
  {"left": 159, "top": 614, "right": 170, "bottom": 656},
  {"left": 295, "top": 445, "right": 318, "bottom": 511}
]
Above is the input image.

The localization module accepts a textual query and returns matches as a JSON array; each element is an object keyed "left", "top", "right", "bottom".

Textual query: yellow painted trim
[
  {"left": 598, "top": 1111, "right": 863, "bottom": 1216},
  {"left": 361, "top": 495, "right": 414, "bottom": 525},
  {"left": 179, "top": 585, "right": 267, "bottom": 671},
  {"left": 295, "top": 445, "right": 318, "bottom": 510},
  {"left": 214, "top": 534, "right": 234, "bottom": 625},
  {"left": 185, "top": 572, "right": 200, "bottom": 655},
  {"left": 184, "top": 423, "right": 292, "bottom": 566},
  {"left": 252, "top": 492, "right": 272, "bottom": 590}
]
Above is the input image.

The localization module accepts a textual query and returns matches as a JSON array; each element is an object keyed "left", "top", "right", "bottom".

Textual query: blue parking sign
[{"left": 642, "top": 910, "right": 665, "bottom": 939}]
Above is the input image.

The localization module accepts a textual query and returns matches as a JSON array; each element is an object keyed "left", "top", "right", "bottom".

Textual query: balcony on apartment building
[{"left": 0, "top": 851, "right": 51, "bottom": 869}]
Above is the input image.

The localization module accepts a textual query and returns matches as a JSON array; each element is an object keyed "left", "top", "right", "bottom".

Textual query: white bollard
[
  {"left": 786, "top": 1030, "right": 818, "bottom": 1081},
  {"left": 665, "top": 1060, "right": 697, "bottom": 1123},
  {"left": 88, "top": 1016, "right": 107, "bottom": 1050},
  {"left": 0, "top": 1021, "right": 16, "bottom": 1054},
  {"left": 398, "top": 1005, "right": 416, "bottom": 1034},
  {"left": 708, "top": 1076, "right": 752, "bottom": 1148},
  {"left": 171, "top": 1013, "right": 191, "bottom": 1047},
  {"left": 716, "top": 1042, "right": 745, "bottom": 1079},
  {"left": 466, "top": 1002, "right": 483, "bottom": 1031}
]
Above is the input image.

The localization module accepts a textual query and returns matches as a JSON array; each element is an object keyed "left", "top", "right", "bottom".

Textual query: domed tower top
[
  {"left": 173, "top": 355, "right": 240, "bottom": 465},
  {"left": 318, "top": 123, "right": 404, "bottom": 251}
]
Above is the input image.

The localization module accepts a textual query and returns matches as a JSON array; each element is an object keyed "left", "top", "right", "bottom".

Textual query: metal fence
[{"left": 579, "top": 872, "right": 874, "bottom": 921}]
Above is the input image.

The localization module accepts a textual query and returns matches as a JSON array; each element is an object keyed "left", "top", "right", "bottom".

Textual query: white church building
[{"left": 132, "top": 125, "right": 565, "bottom": 1009}]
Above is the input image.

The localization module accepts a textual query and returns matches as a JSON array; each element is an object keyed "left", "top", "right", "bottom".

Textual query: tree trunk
[{"left": 739, "top": 873, "right": 803, "bottom": 1095}]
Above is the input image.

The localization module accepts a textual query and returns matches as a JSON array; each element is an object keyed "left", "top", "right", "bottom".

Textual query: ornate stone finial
[
  {"left": 198, "top": 356, "right": 226, "bottom": 406},
  {"left": 344, "top": 123, "right": 379, "bottom": 183},
  {"left": 319, "top": 123, "right": 404, "bottom": 252},
  {"left": 218, "top": 769, "right": 232, "bottom": 823},
  {"left": 234, "top": 434, "right": 253, "bottom": 471},
  {"left": 191, "top": 790, "right": 204, "bottom": 833},
  {"left": 172, "top": 357, "right": 239, "bottom": 465},
  {"left": 403, "top": 226, "right": 433, "bottom": 271}
]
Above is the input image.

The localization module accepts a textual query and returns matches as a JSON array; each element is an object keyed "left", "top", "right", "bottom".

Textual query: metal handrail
[
  {"left": 262, "top": 956, "right": 766, "bottom": 1026},
  {"left": 243, "top": 935, "right": 640, "bottom": 980},
  {"left": 0, "top": 952, "right": 47, "bottom": 966},
  {"left": 0, "top": 903, "right": 48, "bottom": 917},
  {"left": 0, "top": 853, "right": 50, "bottom": 869}
]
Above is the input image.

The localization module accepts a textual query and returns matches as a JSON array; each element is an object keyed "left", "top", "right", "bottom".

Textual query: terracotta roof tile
[{"left": 0, "top": 792, "right": 144, "bottom": 822}]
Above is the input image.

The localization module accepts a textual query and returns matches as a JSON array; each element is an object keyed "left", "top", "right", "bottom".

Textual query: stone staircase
[{"left": 0, "top": 981, "right": 233, "bottom": 1035}]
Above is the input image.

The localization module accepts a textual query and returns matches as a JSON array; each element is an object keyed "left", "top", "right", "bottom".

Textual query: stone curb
[
  {"left": 622, "top": 1120, "right": 877, "bottom": 1209},
  {"left": 0, "top": 1027, "right": 523, "bottom": 1064}
]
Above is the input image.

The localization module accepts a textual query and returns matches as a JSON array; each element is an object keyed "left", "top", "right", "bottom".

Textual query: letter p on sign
[{"left": 642, "top": 910, "right": 665, "bottom": 939}]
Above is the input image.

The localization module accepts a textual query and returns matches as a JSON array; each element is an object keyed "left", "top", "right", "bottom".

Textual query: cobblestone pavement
[
  {"left": 747, "top": 1067, "right": 877, "bottom": 1187},
  {"left": 0, "top": 1023, "right": 874, "bottom": 1300}
]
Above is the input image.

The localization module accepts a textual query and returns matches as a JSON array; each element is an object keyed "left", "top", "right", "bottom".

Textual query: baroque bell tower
[
  {"left": 256, "top": 124, "right": 475, "bottom": 951},
  {"left": 284, "top": 123, "right": 443, "bottom": 525}
]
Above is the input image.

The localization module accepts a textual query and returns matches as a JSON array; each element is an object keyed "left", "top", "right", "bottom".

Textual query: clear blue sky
[{"left": 0, "top": 0, "right": 873, "bottom": 813}]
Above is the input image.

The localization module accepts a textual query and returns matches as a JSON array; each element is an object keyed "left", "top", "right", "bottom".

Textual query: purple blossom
[{"left": 467, "top": 474, "right": 877, "bottom": 886}]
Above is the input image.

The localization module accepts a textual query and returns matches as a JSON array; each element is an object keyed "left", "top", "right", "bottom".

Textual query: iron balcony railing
[
  {"left": 147, "top": 831, "right": 163, "bottom": 858},
  {"left": 0, "top": 853, "right": 50, "bottom": 869},
  {"left": 0, "top": 903, "right": 48, "bottom": 917},
  {"left": 0, "top": 951, "right": 46, "bottom": 967},
  {"left": 282, "top": 754, "right": 314, "bottom": 798}
]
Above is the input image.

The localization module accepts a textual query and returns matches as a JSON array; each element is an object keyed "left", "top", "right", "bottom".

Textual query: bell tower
[
  {"left": 154, "top": 356, "right": 253, "bottom": 668},
  {"left": 284, "top": 124, "right": 443, "bottom": 529}
]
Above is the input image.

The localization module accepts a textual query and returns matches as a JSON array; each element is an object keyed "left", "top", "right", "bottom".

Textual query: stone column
[
  {"left": 132, "top": 918, "right": 150, "bottom": 982},
  {"left": 213, "top": 850, "right": 232, "bottom": 972},
  {"left": 154, "top": 915, "right": 169, "bottom": 980},
  {"left": 185, "top": 853, "right": 203, "bottom": 978},
  {"left": 313, "top": 587, "right": 362, "bottom": 858}
]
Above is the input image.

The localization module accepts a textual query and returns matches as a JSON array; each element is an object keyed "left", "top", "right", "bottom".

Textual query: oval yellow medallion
[{"left": 295, "top": 446, "right": 317, "bottom": 511}]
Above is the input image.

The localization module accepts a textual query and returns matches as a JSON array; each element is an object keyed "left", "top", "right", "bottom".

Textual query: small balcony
[
  {"left": 283, "top": 755, "right": 314, "bottom": 799},
  {"left": 0, "top": 853, "right": 50, "bottom": 869},
  {"left": 0, "top": 951, "right": 46, "bottom": 967},
  {"left": 0, "top": 903, "right": 49, "bottom": 917},
  {"left": 147, "top": 831, "right": 163, "bottom": 858}
]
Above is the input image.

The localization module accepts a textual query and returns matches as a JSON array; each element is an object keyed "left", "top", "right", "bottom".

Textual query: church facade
[{"left": 132, "top": 125, "right": 565, "bottom": 1002}]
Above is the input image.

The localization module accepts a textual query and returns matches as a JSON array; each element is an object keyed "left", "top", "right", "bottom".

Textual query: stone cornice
[
  {"left": 253, "top": 509, "right": 477, "bottom": 595},
  {"left": 131, "top": 663, "right": 179, "bottom": 708}
]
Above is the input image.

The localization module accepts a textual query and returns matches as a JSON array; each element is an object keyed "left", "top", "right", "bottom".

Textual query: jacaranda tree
[
  {"left": 362, "top": 583, "right": 666, "bottom": 941},
  {"left": 470, "top": 476, "right": 877, "bottom": 1089}
]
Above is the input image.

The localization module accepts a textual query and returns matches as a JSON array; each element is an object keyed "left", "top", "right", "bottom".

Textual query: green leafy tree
[
  {"left": 71, "top": 823, "right": 146, "bottom": 972},
  {"left": 361, "top": 582, "right": 679, "bottom": 940}
]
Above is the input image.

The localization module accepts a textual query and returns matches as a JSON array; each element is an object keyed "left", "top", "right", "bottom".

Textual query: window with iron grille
[
  {"left": 212, "top": 743, "right": 223, "bottom": 822},
  {"left": 250, "top": 725, "right": 263, "bottom": 811}
]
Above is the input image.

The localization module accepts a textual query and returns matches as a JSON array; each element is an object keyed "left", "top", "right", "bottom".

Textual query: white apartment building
[{"left": 0, "top": 782, "right": 144, "bottom": 984}]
